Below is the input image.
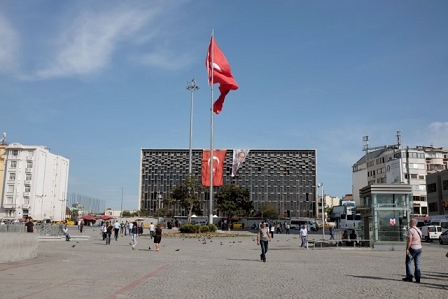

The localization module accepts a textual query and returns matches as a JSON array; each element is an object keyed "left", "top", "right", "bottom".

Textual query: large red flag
[
  {"left": 206, "top": 36, "right": 238, "bottom": 114},
  {"left": 201, "top": 149, "right": 227, "bottom": 186}
]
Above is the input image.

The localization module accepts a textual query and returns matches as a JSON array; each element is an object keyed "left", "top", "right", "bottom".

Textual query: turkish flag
[
  {"left": 202, "top": 149, "right": 227, "bottom": 186},
  {"left": 206, "top": 36, "right": 238, "bottom": 114}
]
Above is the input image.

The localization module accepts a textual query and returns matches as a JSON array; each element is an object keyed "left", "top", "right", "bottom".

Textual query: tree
[
  {"left": 259, "top": 202, "right": 278, "bottom": 219},
  {"left": 122, "top": 210, "right": 131, "bottom": 217},
  {"left": 168, "top": 175, "right": 207, "bottom": 224},
  {"left": 216, "top": 184, "right": 254, "bottom": 221}
]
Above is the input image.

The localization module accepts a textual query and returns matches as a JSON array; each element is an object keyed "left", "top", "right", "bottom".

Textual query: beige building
[{"left": 353, "top": 143, "right": 447, "bottom": 218}]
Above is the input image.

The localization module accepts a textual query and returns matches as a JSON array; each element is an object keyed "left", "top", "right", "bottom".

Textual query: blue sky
[{"left": 1, "top": 0, "right": 447, "bottom": 210}]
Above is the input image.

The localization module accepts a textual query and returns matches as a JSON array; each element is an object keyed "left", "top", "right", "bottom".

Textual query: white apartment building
[
  {"left": 352, "top": 145, "right": 448, "bottom": 217},
  {"left": 0, "top": 143, "right": 69, "bottom": 221}
]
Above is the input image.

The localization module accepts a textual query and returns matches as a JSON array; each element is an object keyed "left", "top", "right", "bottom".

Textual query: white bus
[{"left": 290, "top": 218, "right": 316, "bottom": 230}]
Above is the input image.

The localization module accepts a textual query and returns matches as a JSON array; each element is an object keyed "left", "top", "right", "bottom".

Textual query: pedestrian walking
[
  {"left": 300, "top": 224, "right": 308, "bottom": 249},
  {"left": 154, "top": 224, "right": 162, "bottom": 251},
  {"left": 120, "top": 221, "right": 125, "bottom": 236},
  {"left": 113, "top": 220, "right": 120, "bottom": 241},
  {"left": 130, "top": 221, "right": 138, "bottom": 250},
  {"left": 270, "top": 223, "right": 275, "bottom": 239},
  {"left": 257, "top": 220, "right": 271, "bottom": 262},
  {"left": 80, "top": 220, "right": 84, "bottom": 233},
  {"left": 24, "top": 218, "right": 34, "bottom": 233},
  {"left": 105, "top": 221, "right": 113, "bottom": 245},
  {"left": 285, "top": 223, "right": 290, "bottom": 235},
  {"left": 276, "top": 223, "right": 282, "bottom": 234},
  {"left": 329, "top": 225, "right": 335, "bottom": 240},
  {"left": 149, "top": 222, "right": 155, "bottom": 239},
  {"left": 403, "top": 218, "right": 422, "bottom": 283},
  {"left": 125, "top": 221, "right": 129, "bottom": 236}
]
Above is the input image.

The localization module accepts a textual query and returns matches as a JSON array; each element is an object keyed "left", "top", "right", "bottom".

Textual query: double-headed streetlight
[
  {"left": 318, "top": 183, "right": 325, "bottom": 240},
  {"left": 186, "top": 79, "right": 200, "bottom": 175}
]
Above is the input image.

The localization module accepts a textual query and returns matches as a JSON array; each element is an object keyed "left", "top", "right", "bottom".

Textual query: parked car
[
  {"left": 421, "top": 225, "right": 442, "bottom": 242},
  {"left": 439, "top": 230, "right": 448, "bottom": 245}
]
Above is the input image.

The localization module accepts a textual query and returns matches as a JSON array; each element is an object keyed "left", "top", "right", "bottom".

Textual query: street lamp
[
  {"left": 158, "top": 193, "right": 162, "bottom": 225},
  {"left": 186, "top": 79, "right": 200, "bottom": 175},
  {"left": 120, "top": 187, "right": 123, "bottom": 219},
  {"left": 318, "top": 183, "right": 325, "bottom": 240}
]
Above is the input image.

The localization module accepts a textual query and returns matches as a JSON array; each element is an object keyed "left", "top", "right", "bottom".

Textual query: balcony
[
  {"left": 25, "top": 168, "right": 32, "bottom": 172},
  {"left": 23, "top": 192, "right": 30, "bottom": 197},
  {"left": 24, "top": 180, "right": 31, "bottom": 185},
  {"left": 22, "top": 204, "right": 30, "bottom": 209},
  {"left": 26, "top": 156, "right": 33, "bottom": 161}
]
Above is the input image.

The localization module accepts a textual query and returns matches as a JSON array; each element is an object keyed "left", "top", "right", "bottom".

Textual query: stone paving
[{"left": 0, "top": 227, "right": 447, "bottom": 299}]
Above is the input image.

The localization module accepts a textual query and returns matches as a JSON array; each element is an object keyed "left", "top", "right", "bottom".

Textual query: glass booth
[{"left": 358, "top": 184, "right": 413, "bottom": 245}]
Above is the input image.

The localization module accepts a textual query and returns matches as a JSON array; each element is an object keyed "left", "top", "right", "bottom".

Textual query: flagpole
[{"left": 209, "top": 30, "right": 214, "bottom": 226}]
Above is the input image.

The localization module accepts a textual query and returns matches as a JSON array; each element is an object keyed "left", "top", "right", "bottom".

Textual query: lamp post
[
  {"left": 186, "top": 79, "right": 200, "bottom": 175},
  {"left": 318, "top": 183, "right": 325, "bottom": 240},
  {"left": 158, "top": 193, "right": 162, "bottom": 225},
  {"left": 120, "top": 187, "right": 123, "bottom": 220}
]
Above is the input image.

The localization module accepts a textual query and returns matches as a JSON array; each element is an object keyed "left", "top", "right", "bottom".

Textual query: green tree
[
  {"left": 216, "top": 184, "right": 254, "bottom": 221},
  {"left": 70, "top": 209, "right": 79, "bottom": 222},
  {"left": 168, "top": 175, "right": 207, "bottom": 224},
  {"left": 122, "top": 210, "right": 131, "bottom": 217},
  {"left": 259, "top": 202, "right": 278, "bottom": 219}
]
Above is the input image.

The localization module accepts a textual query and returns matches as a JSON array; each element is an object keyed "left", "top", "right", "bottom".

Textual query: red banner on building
[{"left": 202, "top": 149, "right": 227, "bottom": 186}]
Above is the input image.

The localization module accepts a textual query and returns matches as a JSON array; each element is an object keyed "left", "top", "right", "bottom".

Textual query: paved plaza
[{"left": 0, "top": 227, "right": 447, "bottom": 299}]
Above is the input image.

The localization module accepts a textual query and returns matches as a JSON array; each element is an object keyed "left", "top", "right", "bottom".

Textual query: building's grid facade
[
  {"left": 139, "top": 149, "right": 317, "bottom": 218},
  {"left": 0, "top": 143, "right": 69, "bottom": 221}
]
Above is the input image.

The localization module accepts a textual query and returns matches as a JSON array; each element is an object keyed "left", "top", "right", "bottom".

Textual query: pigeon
[
  {"left": 71, "top": 244, "right": 76, "bottom": 248},
  {"left": 202, "top": 241, "right": 206, "bottom": 244},
  {"left": 238, "top": 241, "right": 242, "bottom": 243},
  {"left": 175, "top": 249, "right": 180, "bottom": 251},
  {"left": 210, "top": 240, "right": 213, "bottom": 242},
  {"left": 148, "top": 246, "right": 151, "bottom": 250},
  {"left": 76, "top": 241, "right": 79, "bottom": 243},
  {"left": 220, "top": 242, "right": 223, "bottom": 245}
]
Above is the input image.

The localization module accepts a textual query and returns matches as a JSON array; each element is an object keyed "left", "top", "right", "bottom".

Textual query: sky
[{"left": 1, "top": 0, "right": 447, "bottom": 210}]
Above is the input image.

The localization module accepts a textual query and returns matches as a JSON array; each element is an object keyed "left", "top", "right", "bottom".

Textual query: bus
[
  {"left": 290, "top": 218, "right": 316, "bottom": 231},
  {"left": 339, "top": 213, "right": 362, "bottom": 230}
]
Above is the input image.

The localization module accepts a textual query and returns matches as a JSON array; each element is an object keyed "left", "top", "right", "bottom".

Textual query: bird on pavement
[
  {"left": 71, "top": 244, "right": 76, "bottom": 248},
  {"left": 175, "top": 249, "right": 180, "bottom": 251}
]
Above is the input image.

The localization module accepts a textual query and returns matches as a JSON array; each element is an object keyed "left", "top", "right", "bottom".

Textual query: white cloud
[
  {"left": 426, "top": 121, "right": 448, "bottom": 148},
  {"left": 0, "top": 14, "right": 19, "bottom": 73},
  {"left": 36, "top": 6, "right": 161, "bottom": 79}
]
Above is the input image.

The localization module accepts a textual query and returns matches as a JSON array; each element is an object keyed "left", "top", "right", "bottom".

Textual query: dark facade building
[{"left": 139, "top": 149, "right": 317, "bottom": 218}]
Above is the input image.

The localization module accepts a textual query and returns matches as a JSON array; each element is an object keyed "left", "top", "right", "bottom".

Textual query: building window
[
  {"left": 428, "top": 202, "right": 438, "bottom": 213},
  {"left": 26, "top": 173, "right": 32, "bottom": 180},
  {"left": 410, "top": 174, "right": 418, "bottom": 179},
  {"left": 10, "top": 161, "right": 17, "bottom": 168},
  {"left": 9, "top": 173, "right": 16, "bottom": 180},
  {"left": 27, "top": 161, "right": 33, "bottom": 168},
  {"left": 443, "top": 180, "right": 448, "bottom": 190},
  {"left": 427, "top": 183, "right": 436, "bottom": 193},
  {"left": 25, "top": 186, "right": 31, "bottom": 192},
  {"left": 7, "top": 185, "right": 14, "bottom": 192},
  {"left": 6, "top": 197, "right": 13, "bottom": 204},
  {"left": 11, "top": 150, "right": 18, "bottom": 156}
]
